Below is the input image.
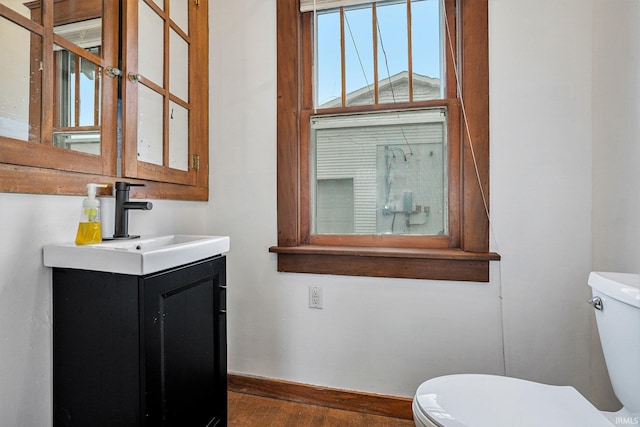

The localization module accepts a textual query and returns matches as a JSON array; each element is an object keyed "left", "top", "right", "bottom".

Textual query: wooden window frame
[{"left": 270, "top": 0, "right": 499, "bottom": 282}]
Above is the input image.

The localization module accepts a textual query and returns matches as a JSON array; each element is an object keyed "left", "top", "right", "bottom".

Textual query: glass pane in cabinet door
[
  {"left": 138, "top": 0, "right": 164, "bottom": 86},
  {"left": 170, "top": 0, "right": 188, "bottom": 34},
  {"left": 168, "top": 101, "right": 188, "bottom": 171},
  {"left": 137, "top": 84, "right": 164, "bottom": 166},
  {"left": 52, "top": 45, "right": 102, "bottom": 155},
  {"left": 0, "top": 16, "right": 42, "bottom": 143},
  {"left": 169, "top": 28, "right": 188, "bottom": 101},
  {"left": 0, "top": 0, "right": 42, "bottom": 24}
]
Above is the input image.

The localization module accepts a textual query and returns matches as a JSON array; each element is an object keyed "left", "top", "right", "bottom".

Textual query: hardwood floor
[{"left": 228, "top": 391, "right": 416, "bottom": 427}]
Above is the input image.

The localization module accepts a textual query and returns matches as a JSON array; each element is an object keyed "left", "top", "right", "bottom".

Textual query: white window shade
[{"left": 300, "top": 0, "right": 378, "bottom": 13}]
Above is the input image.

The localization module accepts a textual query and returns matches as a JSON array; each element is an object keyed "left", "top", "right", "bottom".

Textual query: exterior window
[{"left": 272, "top": 0, "right": 498, "bottom": 282}]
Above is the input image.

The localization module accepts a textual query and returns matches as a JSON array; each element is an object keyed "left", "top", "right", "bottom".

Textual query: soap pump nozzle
[{"left": 86, "top": 183, "right": 107, "bottom": 199}]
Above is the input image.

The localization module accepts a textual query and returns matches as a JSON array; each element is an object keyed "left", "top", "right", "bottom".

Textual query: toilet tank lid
[{"left": 588, "top": 271, "right": 640, "bottom": 308}]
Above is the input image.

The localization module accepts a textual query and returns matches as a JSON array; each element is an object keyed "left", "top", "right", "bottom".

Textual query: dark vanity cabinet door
[
  {"left": 142, "top": 256, "right": 227, "bottom": 426},
  {"left": 53, "top": 256, "right": 227, "bottom": 427}
]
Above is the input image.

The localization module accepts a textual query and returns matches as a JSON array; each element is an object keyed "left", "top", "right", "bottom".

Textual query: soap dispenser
[{"left": 75, "top": 183, "right": 108, "bottom": 245}]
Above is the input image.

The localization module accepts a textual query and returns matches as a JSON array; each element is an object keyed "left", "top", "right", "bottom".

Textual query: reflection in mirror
[
  {"left": 53, "top": 45, "right": 102, "bottom": 154},
  {"left": 138, "top": 0, "right": 164, "bottom": 86},
  {"left": 0, "top": 15, "right": 42, "bottom": 142},
  {"left": 52, "top": 0, "right": 103, "bottom": 37},
  {"left": 53, "top": 17, "right": 102, "bottom": 49},
  {"left": 168, "top": 101, "right": 188, "bottom": 171},
  {"left": 137, "top": 84, "right": 164, "bottom": 166},
  {"left": 169, "top": 28, "right": 189, "bottom": 101},
  {"left": 1, "top": 0, "right": 41, "bottom": 23},
  {"left": 170, "top": 0, "right": 188, "bottom": 33}
]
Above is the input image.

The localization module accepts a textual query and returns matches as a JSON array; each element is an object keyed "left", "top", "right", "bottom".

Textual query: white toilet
[{"left": 412, "top": 271, "right": 640, "bottom": 427}]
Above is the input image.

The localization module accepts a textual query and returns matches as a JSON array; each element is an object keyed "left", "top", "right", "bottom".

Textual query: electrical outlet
[{"left": 309, "top": 285, "right": 323, "bottom": 309}]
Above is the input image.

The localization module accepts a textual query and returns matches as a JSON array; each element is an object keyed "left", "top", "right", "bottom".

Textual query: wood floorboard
[{"left": 228, "top": 391, "right": 416, "bottom": 427}]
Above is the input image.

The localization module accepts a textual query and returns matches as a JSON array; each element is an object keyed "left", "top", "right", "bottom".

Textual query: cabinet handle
[
  {"left": 105, "top": 66, "right": 121, "bottom": 78},
  {"left": 219, "top": 285, "right": 227, "bottom": 289},
  {"left": 220, "top": 309, "right": 227, "bottom": 314},
  {"left": 128, "top": 72, "right": 142, "bottom": 83}
]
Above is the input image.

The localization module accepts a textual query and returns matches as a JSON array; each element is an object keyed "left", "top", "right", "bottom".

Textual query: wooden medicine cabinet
[{"left": 0, "top": 0, "right": 208, "bottom": 200}]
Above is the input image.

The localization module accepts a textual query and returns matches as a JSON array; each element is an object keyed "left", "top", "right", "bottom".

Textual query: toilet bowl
[{"left": 413, "top": 271, "right": 640, "bottom": 427}]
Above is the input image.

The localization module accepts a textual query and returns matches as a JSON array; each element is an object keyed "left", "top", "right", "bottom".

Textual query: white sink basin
[{"left": 43, "top": 235, "right": 230, "bottom": 275}]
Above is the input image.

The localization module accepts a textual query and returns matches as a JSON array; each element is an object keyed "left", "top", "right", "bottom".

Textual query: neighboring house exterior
[{"left": 320, "top": 71, "right": 442, "bottom": 108}]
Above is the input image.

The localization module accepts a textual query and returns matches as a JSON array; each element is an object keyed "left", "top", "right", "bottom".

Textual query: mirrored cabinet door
[
  {"left": 0, "top": 0, "right": 118, "bottom": 175},
  {"left": 123, "top": 0, "right": 207, "bottom": 186}
]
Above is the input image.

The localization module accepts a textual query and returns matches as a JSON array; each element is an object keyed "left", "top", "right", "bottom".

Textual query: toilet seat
[{"left": 413, "top": 374, "right": 613, "bottom": 427}]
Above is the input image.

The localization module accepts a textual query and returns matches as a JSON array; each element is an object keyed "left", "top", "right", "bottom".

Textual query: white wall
[
  {"left": 590, "top": 0, "right": 640, "bottom": 409},
  {"left": 592, "top": 0, "right": 640, "bottom": 274},
  {"left": 209, "top": 0, "right": 623, "bottom": 410}
]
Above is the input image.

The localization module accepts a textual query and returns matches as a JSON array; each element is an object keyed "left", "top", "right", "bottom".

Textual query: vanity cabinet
[{"left": 52, "top": 256, "right": 227, "bottom": 427}]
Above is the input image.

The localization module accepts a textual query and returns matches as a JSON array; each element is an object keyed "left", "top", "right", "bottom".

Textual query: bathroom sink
[{"left": 43, "top": 235, "right": 230, "bottom": 275}]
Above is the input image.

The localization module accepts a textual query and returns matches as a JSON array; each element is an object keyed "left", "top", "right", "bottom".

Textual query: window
[{"left": 270, "top": 0, "right": 499, "bottom": 282}]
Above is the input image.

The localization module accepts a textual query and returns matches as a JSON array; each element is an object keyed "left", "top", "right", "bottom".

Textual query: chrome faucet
[{"left": 113, "top": 181, "right": 153, "bottom": 239}]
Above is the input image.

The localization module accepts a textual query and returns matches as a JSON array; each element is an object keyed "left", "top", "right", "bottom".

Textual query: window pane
[
  {"left": 0, "top": 16, "right": 41, "bottom": 142},
  {"left": 412, "top": 0, "right": 443, "bottom": 100},
  {"left": 317, "top": 11, "right": 341, "bottom": 107},
  {"left": 376, "top": 1, "right": 409, "bottom": 104},
  {"left": 311, "top": 108, "right": 448, "bottom": 236},
  {"left": 344, "top": 5, "right": 374, "bottom": 106}
]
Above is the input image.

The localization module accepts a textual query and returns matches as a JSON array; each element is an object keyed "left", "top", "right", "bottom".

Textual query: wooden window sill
[{"left": 269, "top": 245, "right": 501, "bottom": 282}]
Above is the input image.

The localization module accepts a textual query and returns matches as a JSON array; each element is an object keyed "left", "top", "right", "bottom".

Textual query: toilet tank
[{"left": 588, "top": 272, "right": 640, "bottom": 415}]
